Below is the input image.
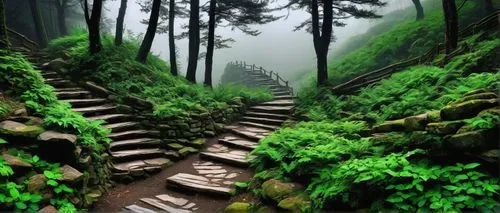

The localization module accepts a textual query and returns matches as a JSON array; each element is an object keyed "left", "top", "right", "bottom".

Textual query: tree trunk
[
  {"left": 442, "top": 0, "right": 458, "bottom": 54},
  {"left": 411, "top": 0, "right": 424, "bottom": 20},
  {"left": 312, "top": 0, "right": 332, "bottom": 86},
  {"left": 186, "top": 0, "right": 200, "bottom": 83},
  {"left": 0, "top": 0, "right": 9, "bottom": 49},
  {"left": 85, "top": 0, "right": 103, "bottom": 54},
  {"left": 115, "top": 0, "right": 128, "bottom": 45},
  {"left": 204, "top": 0, "right": 216, "bottom": 88},
  {"left": 136, "top": 0, "right": 161, "bottom": 63},
  {"left": 169, "top": 0, "right": 178, "bottom": 76},
  {"left": 28, "top": 0, "right": 48, "bottom": 48},
  {"left": 482, "top": 0, "right": 495, "bottom": 14},
  {"left": 55, "top": 0, "right": 68, "bottom": 36}
]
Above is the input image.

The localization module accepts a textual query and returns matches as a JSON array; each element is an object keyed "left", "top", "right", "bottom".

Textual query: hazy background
[{"left": 105, "top": 0, "right": 415, "bottom": 86}]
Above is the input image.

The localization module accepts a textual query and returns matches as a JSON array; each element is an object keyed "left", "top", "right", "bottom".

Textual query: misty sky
[{"left": 105, "top": 0, "right": 414, "bottom": 86}]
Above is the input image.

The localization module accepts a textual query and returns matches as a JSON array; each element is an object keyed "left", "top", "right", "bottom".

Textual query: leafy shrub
[
  {"left": 47, "top": 31, "right": 272, "bottom": 119},
  {"left": 464, "top": 112, "right": 500, "bottom": 130}
]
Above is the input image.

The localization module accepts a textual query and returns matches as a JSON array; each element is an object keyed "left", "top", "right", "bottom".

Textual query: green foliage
[
  {"left": 47, "top": 31, "right": 272, "bottom": 119},
  {"left": 445, "top": 33, "right": 500, "bottom": 73},
  {"left": 308, "top": 150, "right": 500, "bottom": 212},
  {"left": 0, "top": 102, "right": 11, "bottom": 120},
  {"left": 464, "top": 112, "right": 500, "bottom": 130},
  {"left": 212, "top": 84, "right": 273, "bottom": 104}
]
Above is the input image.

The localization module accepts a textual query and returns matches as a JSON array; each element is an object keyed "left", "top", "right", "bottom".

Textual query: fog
[{"left": 105, "top": 0, "right": 415, "bottom": 86}]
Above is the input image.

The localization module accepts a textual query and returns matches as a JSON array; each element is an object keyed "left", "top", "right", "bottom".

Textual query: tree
[
  {"left": 54, "top": 0, "right": 69, "bottom": 35},
  {"left": 202, "top": 0, "right": 279, "bottom": 87},
  {"left": 136, "top": 0, "right": 161, "bottom": 63},
  {"left": 186, "top": 0, "right": 200, "bottom": 83},
  {"left": 283, "top": 0, "right": 384, "bottom": 86},
  {"left": 0, "top": 0, "right": 9, "bottom": 49},
  {"left": 115, "top": 0, "right": 128, "bottom": 45},
  {"left": 83, "top": 0, "right": 104, "bottom": 53},
  {"left": 411, "top": 0, "right": 424, "bottom": 20},
  {"left": 28, "top": 0, "right": 49, "bottom": 48},
  {"left": 168, "top": 0, "right": 178, "bottom": 75},
  {"left": 442, "top": 0, "right": 458, "bottom": 54}
]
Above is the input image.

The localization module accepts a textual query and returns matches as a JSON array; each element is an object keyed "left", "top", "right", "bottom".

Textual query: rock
[
  {"left": 444, "top": 129, "right": 497, "bottom": 151},
  {"left": 46, "top": 58, "right": 69, "bottom": 71},
  {"left": 13, "top": 108, "right": 27, "bottom": 116},
  {"left": 28, "top": 174, "right": 47, "bottom": 193},
  {"left": 0, "top": 121, "right": 44, "bottom": 138},
  {"left": 84, "top": 81, "right": 112, "bottom": 98},
  {"left": 2, "top": 153, "right": 32, "bottom": 168},
  {"left": 224, "top": 202, "right": 251, "bottom": 213},
  {"left": 478, "top": 106, "right": 500, "bottom": 116},
  {"left": 116, "top": 105, "right": 134, "bottom": 114},
  {"left": 123, "top": 95, "right": 154, "bottom": 110},
  {"left": 178, "top": 147, "right": 198, "bottom": 157},
  {"left": 190, "top": 138, "right": 206, "bottom": 148},
  {"left": 167, "top": 143, "right": 184, "bottom": 150},
  {"left": 60, "top": 165, "right": 83, "bottom": 184},
  {"left": 261, "top": 179, "right": 300, "bottom": 203},
  {"left": 440, "top": 99, "right": 498, "bottom": 120},
  {"left": 453, "top": 92, "right": 498, "bottom": 104},
  {"left": 372, "top": 119, "right": 405, "bottom": 133},
  {"left": 164, "top": 151, "right": 180, "bottom": 160},
  {"left": 479, "top": 149, "right": 499, "bottom": 163},
  {"left": 403, "top": 113, "right": 429, "bottom": 131},
  {"left": 7, "top": 116, "right": 44, "bottom": 126},
  {"left": 464, "top": 89, "right": 489, "bottom": 97},
  {"left": 426, "top": 110, "right": 441, "bottom": 122},
  {"left": 38, "top": 131, "right": 77, "bottom": 144},
  {"left": 278, "top": 196, "right": 311, "bottom": 213},
  {"left": 37, "top": 205, "right": 58, "bottom": 213},
  {"left": 204, "top": 131, "right": 216, "bottom": 137},
  {"left": 426, "top": 120, "right": 465, "bottom": 135}
]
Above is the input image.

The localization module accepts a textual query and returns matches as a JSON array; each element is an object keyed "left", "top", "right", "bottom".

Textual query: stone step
[
  {"left": 87, "top": 114, "right": 135, "bottom": 123},
  {"left": 45, "top": 79, "right": 75, "bottom": 87},
  {"left": 245, "top": 111, "right": 290, "bottom": 120},
  {"left": 140, "top": 198, "right": 192, "bottom": 213},
  {"left": 109, "top": 129, "right": 158, "bottom": 141},
  {"left": 249, "top": 105, "right": 293, "bottom": 114},
  {"left": 110, "top": 148, "right": 166, "bottom": 162},
  {"left": 111, "top": 158, "right": 171, "bottom": 175},
  {"left": 103, "top": 121, "right": 140, "bottom": 133},
  {"left": 239, "top": 121, "right": 280, "bottom": 131},
  {"left": 272, "top": 91, "right": 291, "bottom": 96},
  {"left": 218, "top": 136, "right": 258, "bottom": 150},
  {"left": 259, "top": 99, "right": 294, "bottom": 107},
  {"left": 72, "top": 104, "right": 117, "bottom": 116},
  {"left": 166, "top": 173, "right": 233, "bottom": 197},
  {"left": 226, "top": 125, "right": 270, "bottom": 141},
  {"left": 41, "top": 71, "right": 59, "bottom": 78},
  {"left": 200, "top": 144, "right": 253, "bottom": 167},
  {"left": 273, "top": 95, "right": 295, "bottom": 100},
  {"left": 110, "top": 138, "right": 162, "bottom": 151},
  {"left": 56, "top": 90, "right": 92, "bottom": 99},
  {"left": 55, "top": 87, "right": 86, "bottom": 92},
  {"left": 123, "top": 204, "right": 157, "bottom": 213},
  {"left": 63, "top": 98, "right": 108, "bottom": 107}
]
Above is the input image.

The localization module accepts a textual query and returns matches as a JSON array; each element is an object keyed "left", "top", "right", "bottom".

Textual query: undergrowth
[{"left": 47, "top": 30, "right": 272, "bottom": 118}]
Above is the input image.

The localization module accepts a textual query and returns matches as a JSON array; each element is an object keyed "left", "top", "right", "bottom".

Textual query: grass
[{"left": 47, "top": 30, "right": 273, "bottom": 118}]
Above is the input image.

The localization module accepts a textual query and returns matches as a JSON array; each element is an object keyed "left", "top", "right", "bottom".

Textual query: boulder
[
  {"left": 37, "top": 205, "right": 58, "bottom": 213},
  {"left": 7, "top": 116, "right": 44, "bottom": 126},
  {"left": 403, "top": 113, "right": 429, "bottom": 131},
  {"left": 479, "top": 149, "right": 499, "bottom": 163},
  {"left": 372, "top": 119, "right": 405, "bottom": 133},
  {"left": 224, "top": 202, "right": 251, "bottom": 213},
  {"left": 261, "top": 179, "right": 300, "bottom": 203},
  {"left": 28, "top": 174, "right": 47, "bottom": 193},
  {"left": 83, "top": 81, "right": 112, "bottom": 98},
  {"left": 190, "top": 138, "right": 206, "bottom": 148},
  {"left": 2, "top": 153, "right": 32, "bottom": 168},
  {"left": 452, "top": 92, "right": 498, "bottom": 104},
  {"left": 37, "top": 131, "right": 77, "bottom": 162},
  {"left": 0, "top": 121, "right": 44, "bottom": 138},
  {"left": 444, "top": 129, "right": 497, "bottom": 151},
  {"left": 426, "top": 120, "right": 465, "bottom": 135},
  {"left": 60, "top": 165, "right": 83, "bottom": 184},
  {"left": 13, "top": 108, "right": 27, "bottom": 116},
  {"left": 440, "top": 99, "right": 498, "bottom": 120},
  {"left": 38, "top": 131, "right": 77, "bottom": 145},
  {"left": 278, "top": 195, "right": 311, "bottom": 213},
  {"left": 45, "top": 58, "right": 69, "bottom": 71}
]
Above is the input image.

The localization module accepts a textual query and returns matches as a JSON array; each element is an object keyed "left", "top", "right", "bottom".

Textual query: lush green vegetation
[
  {"left": 47, "top": 31, "right": 272, "bottom": 118},
  {"left": 0, "top": 50, "right": 110, "bottom": 212}
]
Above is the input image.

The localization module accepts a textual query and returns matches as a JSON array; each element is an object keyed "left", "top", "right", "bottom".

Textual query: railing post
[
  {"left": 260, "top": 66, "right": 263, "bottom": 74},
  {"left": 270, "top": 71, "right": 273, "bottom": 79}
]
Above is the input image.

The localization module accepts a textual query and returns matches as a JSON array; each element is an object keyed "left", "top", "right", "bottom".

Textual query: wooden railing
[
  {"left": 6, "top": 28, "right": 39, "bottom": 52},
  {"left": 229, "top": 61, "right": 294, "bottom": 96},
  {"left": 331, "top": 10, "right": 499, "bottom": 95}
]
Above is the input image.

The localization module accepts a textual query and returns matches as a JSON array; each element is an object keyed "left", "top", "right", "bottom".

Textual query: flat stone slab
[
  {"left": 245, "top": 111, "right": 290, "bottom": 120},
  {"left": 166, "top": 173, "right": 233, "bottom": 197},
  {"left": 110, "top": 138, "right": 161, "bottom": 150},
  {"left": 103, "top": 121, "right": 139, "bottom": 132},
  {"left": 219, "top": 137, "right": 258, "bottom": 150},
  {"left": 111, "top": 158, "right": 171, "bottom": 172},
  {"left": 259, "top": 99, "right": 294, "bottom": 106},
  {"left": 155, "top": 194, "right": 189, "bottom": 206},
  {"left": 63, "top": 98, "right": 107, "bottom": 107},
  {"left": 123, "top": 204, "right": 157, "bottom": 213},
  {"left": 111, "top": 148, "right": 164, "bottom": 159},
  {"left": 109, "top": 130, "right": 151, "bottom": 140},
  {"left": 200, "top": 144, "right": 254, "bottom": 167},
  {"left": 242, "top": 116, "right": 286, "bottom": 125},
  {"left": 250, "top": 105, "right": 293, "bottom": 113},
  {"left": 239, "top": 121, "right": 279, "bottom": 131},
  {"left": 87, "top": 114, "right": 133, "bottom": 122},
  {"left": 140, "top": 198, "right": 192, "bottom": 213},
  {"left": 72, "top": 104, "right": 116, "bottom": 114},
  {"left": 273, "top": 95, "right": 295, "bottom": 100},
  {"left": 225, "top": 125, "right": 271, "bottom": 141}
]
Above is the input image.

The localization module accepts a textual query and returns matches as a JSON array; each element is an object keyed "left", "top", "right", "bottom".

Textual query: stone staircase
[
  {"left": 121, "top": 66, "right": 295, "bottom": 212},
  {"left": 33, "top": 60, "right": 173, "bottom": 180}
]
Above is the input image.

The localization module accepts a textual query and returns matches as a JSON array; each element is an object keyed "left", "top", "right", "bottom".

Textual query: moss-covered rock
[
  {"left": 452, "top": 92, "right": 498, "bottom": 104},
  {"left": 444, "top": 129, "right": 497, "bottom": 151},
  {"left": 426, "top": 120, "right": 465, "bottom": 135},
  {"left": 440, "top": 98, "right": 498, "bottom": 120},
  {"left": 261, "top": 179, "right": 300, "bottom": 203},
  {"left": 224, "top": 202, "right": 251, "bottom": 213},
  {"left": 0, "top": 121, "right": 44, "bottom": 138},
  {"left": 277, "top": 195, "right": 311, "bottom": 213},
  {"left": 403, "top": 113, "right": 429, "bottom": 131},
  {"left": 372, "top": 119, "right": 405, "bottom": 133},
  {"left": 178, "top": 147, "right": 198, "bottom": 157}
]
